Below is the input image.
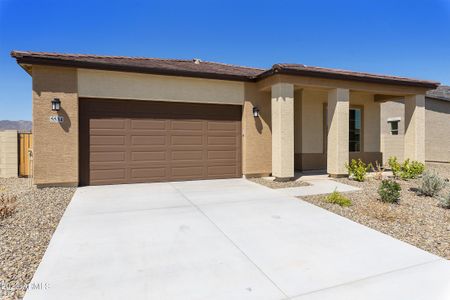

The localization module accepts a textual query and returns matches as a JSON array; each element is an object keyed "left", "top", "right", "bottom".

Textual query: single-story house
[
  {"left": 11, "top": 51, "right": 440, "bottom": 186},
  {"left": 381, "top": 85, "right": 450, "bottom": 164}
]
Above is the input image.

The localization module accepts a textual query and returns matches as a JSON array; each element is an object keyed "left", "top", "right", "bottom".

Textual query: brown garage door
[{"left": 79, "top": 98, "right": 242, "bottom": 186}]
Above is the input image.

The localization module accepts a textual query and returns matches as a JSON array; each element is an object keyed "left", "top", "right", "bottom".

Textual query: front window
[
  {"left": 349, "top": 108, "right": 361, "bottom": 152},
  {"left": 389, "top": 121, "right": 399, "bottom": 135}
]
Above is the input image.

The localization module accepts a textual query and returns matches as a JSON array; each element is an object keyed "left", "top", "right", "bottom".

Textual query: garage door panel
[
  {"left": 207, "top": 150, "right": 238, "bottom": 160},
  {"left": 80, "top": 98, "right": 242, "bottom": 185},
  {"left": 207, "top": 121, "right": 238, "bottom": 131},
  {"left": 131, "top": 135, "right": 167, "bottom": 146},
  {"left": 90, "top": 119, "right": 126, "bottom": 129},
  {"left": 171, "top": 135, "right": 203, "bottom": 146},
  {"left": 171, "top": 120, "right": 203, "bottom": 130},
  {"left": 130, "top": 168, "right": 167, "bottom": 180},
  {"left": 91, "top": 169, "right": 126, "bottom": 181},
  {"left": 131, "top": 151, "right": 167, "bottom": 162},
  {"left": 90, "top": 135, "right": 126, "bottom": 146},
  {"left": 130, "top": 119, "right": 167, "bottom": 130},
  {"left": 171, "top": 150, "right": 203, "bottom": 161},
  {"left": 91, "top": 152, "right": 126, "bottom": 163},
  {"left": 207, "top": 136, "right": 238, "bottom": 146}
]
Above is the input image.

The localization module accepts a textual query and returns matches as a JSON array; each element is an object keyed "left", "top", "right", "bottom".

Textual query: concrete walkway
[
  {"left": 278, "top": 179, "right": 360, "bottom": 196},
  {"left": 25, "top": 179, "right": 450, "bottom": 300}
]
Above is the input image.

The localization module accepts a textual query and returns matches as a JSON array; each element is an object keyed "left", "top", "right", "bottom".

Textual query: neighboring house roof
[
  {"left": 11, "top": 50, "right": 440, "bottom": 88},
  {"left": 426, "top": 85, "right": 450, "bottom": 102}
]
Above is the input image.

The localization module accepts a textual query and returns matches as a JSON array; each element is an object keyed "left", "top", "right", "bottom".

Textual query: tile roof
[
  {"left": 11, "top": 50, "right": 440, "bottom": 88},
  {"left": 426, "top": 85, "right": 450, "bottom": 101}
]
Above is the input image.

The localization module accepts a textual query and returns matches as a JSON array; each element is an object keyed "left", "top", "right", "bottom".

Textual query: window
[
  {"left": 349, "top": 108, "right": 361, "bottom": 152},
  {"left": 390, "top": 121, "right": 399, "bottom": 135}
]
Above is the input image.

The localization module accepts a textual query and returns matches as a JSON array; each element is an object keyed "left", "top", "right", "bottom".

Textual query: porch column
[
  {"left": 271, "top": 83, "right": 294, "bottom": 179},
  {"left": 327, "top": 88, "right": 349, "bottom": 176},
  {"left": 404, "top": 94, "right": 425, "bottom": 162}
]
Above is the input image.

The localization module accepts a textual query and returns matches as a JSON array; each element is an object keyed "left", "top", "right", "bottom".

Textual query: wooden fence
[{"left": 19, "top": 133, "right": 32, "bottom": 177}]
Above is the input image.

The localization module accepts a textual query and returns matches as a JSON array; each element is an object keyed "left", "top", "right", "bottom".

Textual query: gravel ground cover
[
  {"left": 301, "top": 163, "right": 450, "bottom": 259},
  {"left": 0, "top": 178, "right": 75, "bottom": 300},
  {"left": 248, "top": 177, "right": 310, "bottom": 189}
]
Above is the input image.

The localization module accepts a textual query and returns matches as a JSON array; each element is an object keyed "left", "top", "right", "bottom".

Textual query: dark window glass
[
  {"left": 349, "top": 108, "right": 361, "bottom": 152},
  {"left": 390, "top": 121, "right": 399, "bottom": 135}
]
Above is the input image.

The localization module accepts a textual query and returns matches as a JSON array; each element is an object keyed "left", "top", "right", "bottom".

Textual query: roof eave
[
  {"left": 257, "top": 68, "right": 439, "bottom": 89},
  {"left": 12, "top": 56, "right": 258, "bottom": 82}
]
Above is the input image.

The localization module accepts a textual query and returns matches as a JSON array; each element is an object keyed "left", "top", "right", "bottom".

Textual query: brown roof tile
[{"left": 11, "top": 50, "right": 440, "bottom": 88}]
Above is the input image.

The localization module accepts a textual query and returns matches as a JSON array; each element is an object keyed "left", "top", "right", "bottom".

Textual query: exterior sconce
[
  {"left": 52, "top": 98, "right": 61, "bottom": 111},
  {"left": 253, "top": 107, "right": 260, "bottom": 117}
]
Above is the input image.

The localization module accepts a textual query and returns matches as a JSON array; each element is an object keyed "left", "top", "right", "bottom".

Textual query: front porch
[{"left": 255, "top": 74, "right": 427, "bottom": 179}]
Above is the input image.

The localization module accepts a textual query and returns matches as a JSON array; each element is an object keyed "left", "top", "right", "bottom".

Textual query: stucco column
[
  {"left": 327, "top": 88, "right": 349, "bottom": 176},
  {"left": 271, "top": 83, "right": 294, "bottom": 179},
  {"left": 404, "top": 94, "right": 425, "bottom": 162}
]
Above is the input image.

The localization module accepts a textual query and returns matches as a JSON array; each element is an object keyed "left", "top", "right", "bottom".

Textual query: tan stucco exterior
[
  {"left": 32, "top": 66, "right": 78, "bottom": 186},
  {"left": 25, "top": 63, "right": 433, "bottom": 186},
  {"left": 271, "top": 83, "right": 294, "bottom": 178},
  {"left": 404, "top": 94, "right": 426, "bottom": 162},
  {"left": 0, "top": 130, "right": 18, "bottom": 178},
  {"left": 327, "top": 88, "right": 350, "bottom": 175},
  {"left": 78, "top": 69, "right": 245, "bottom": 105},
  {"left": 381, "top": 97, "right": 450, "bottom": 163},
  {"left": 425, "top": 98, "right": 450, "bottom": 162},
  {"left": 241, "top": 84, "right": 272, "bottom": 176}
]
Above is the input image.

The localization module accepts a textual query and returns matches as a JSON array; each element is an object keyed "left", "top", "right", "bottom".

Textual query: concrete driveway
[{"left": 25, "top": 179, "right": 450, "bottom": 300}]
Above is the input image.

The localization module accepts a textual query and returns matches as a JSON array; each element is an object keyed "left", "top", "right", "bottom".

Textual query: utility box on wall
[{"left": 0, "top": 130, "right": 18, "bottom": 178}]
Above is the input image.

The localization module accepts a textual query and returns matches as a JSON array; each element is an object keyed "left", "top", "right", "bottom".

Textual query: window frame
[
  {"left": 388, "top": 119, "right": 400, "bottom": 135},
  {"left": 323, "top": 104, "right": 364, "bottom": 154},
  {"left": 349, "top": 107, "right": 363, "bottom": 153}
]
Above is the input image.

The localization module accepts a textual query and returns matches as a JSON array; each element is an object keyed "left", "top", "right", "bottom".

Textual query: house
[
  {"left": 11, "top": 51, "right": 440, "bottom": 186},
  {"left": 381, "top": 86, "right": 450, "bottom": 164}
]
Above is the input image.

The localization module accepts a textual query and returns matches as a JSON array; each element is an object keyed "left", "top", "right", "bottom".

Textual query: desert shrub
[
  {"left": 378, "top": 180, "right": 401, "bottom": 203},
  {"left": 0, "top": 193, "right": 17, "bottom": 220},
  {"left": 371, "top": 161, "right": 385, "bottom": 180},
  {"left": 417, "top": 171, "right": 446, "bottom": 197},
  {"left": 325, "top": 190, "right": 352, "bottom": 207},
  {"left": 438, "top": 192, "right": 450, "bottom": 209},
  {"left": 388, "top": 157, "right": 401, "bottom": 177},
  {"left": 387, "top": 157, "right": 424, "bottom": 180},
  {"left": 345, "top": 159, "right": 371, "bottom": 182}
]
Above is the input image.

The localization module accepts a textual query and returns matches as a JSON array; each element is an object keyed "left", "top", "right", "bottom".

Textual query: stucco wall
[
  {"left": 0, "top": 130, "right": 18, "bottom": 178},
  {"left": 32, "top": 66, "right": 79, "bottom": 186},
  {"left": 301, "top": 89, "right": 327, "bottom": 153},
  {"left": 350, "top": 91, "right": 380, "bottom": 153},
  {"left": 425, "top": 98, "right": 450, "bottom": 162},
  {"left": 380, "top": 100, "right": 405, "bottom": 164},
  {"left": 242, "top": 84, "right": 272, "bottom": 175},
  {"left": 78, "top": 69, "right": 245, "bottom": 105},
  {"left": 381, "top": 98, "right": 449, "bottom": 163}
]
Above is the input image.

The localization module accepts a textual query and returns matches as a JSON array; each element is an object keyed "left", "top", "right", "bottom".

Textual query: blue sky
[{"left": 0, "top": 0, "right": 449, "bottom": 120}]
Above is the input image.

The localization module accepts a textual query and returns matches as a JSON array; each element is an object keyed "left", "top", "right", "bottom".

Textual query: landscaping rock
[{"left": 0, "top": 178, "right": 75, "bottom": 300}]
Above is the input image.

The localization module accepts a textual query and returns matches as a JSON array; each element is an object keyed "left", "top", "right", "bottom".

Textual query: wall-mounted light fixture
[
  {"left": 52, "top": 98, "right": 61, "bottom": 112},
  {"left": 253, "top": 107, "right": 260, "bottom": 117}
]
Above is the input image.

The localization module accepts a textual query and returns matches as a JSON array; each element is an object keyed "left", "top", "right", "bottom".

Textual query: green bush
[
  {"left": 387, "top": 157, "right": 424, "bottom": 180},
  {"left": 438, "top": 192, "right": 450, "bottom": 209},
  {"left": 378, "top": 180, "right": 401, "bottom": 203},
  {"left": 388, "top": 157, "right": 401, "bottom": 177},
  {"left": 345, "top": 159, "right": 371, "bottom": 182},
  {"left": 325, "top": 190, "right": 352, "bottom": 207},
  {"left": 417, "top": 171, "right": 446, "bottom": 197}
]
